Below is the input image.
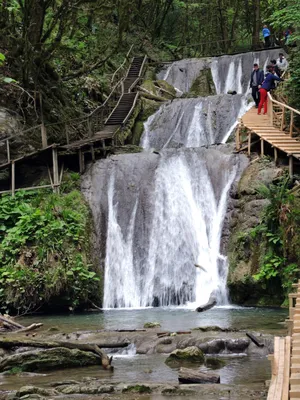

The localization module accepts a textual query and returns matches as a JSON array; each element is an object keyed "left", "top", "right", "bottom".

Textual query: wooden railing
[
  {"left": 1, "top": 48, "right": 136, "bottom": 164},
  {"left": 111, "top": 45, "right": 134, "bottom": 87},
  {"left": 268, "top": 91, "right": 300, "bottom": 138}
]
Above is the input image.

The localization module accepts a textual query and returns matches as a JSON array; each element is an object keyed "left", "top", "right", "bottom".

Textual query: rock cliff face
[{"left": 226, "top": 158, "right": 285, "bottom": 306}]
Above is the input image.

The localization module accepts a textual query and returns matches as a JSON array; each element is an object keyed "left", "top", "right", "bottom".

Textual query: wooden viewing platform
[
  {"left": 236, "top": 92, "right": 300, "bottom": 177},
  {"left": 267, "top": 281, "right": 300, "bottom": 399}
]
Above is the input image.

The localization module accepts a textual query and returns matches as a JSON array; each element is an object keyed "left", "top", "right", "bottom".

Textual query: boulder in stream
[
  {"left": 165, "top": 346, "right": 205, "bottom": 364},
  {"left": 0, "top": 347, "right": 101, "bottom": 372},
  {"left": 144, "top": 322, "right": 161, "bottom": 328},
  {"left": 178, "top": 367, "right": 220, "bottom": 384}
]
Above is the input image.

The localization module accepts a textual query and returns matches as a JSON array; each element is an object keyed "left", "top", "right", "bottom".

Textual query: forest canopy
[{"left": 0, "top": 0, "right": 298, "bottom": 124}]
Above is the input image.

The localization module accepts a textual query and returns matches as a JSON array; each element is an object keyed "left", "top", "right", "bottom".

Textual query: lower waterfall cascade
[{"left": 82, "top": 49, "right": 284, "bottom": 309}]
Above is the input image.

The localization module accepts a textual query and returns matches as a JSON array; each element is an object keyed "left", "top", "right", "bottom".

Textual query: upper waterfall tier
[
  {"left": 141, "top": 94, "right": 247, "bottom": 150},
  {"left": 158, "top": 48, "right": 284, "bottom": 95}
]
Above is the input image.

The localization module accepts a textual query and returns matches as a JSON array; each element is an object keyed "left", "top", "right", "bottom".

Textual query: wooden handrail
[
  {"left": 122, "top": 93, "right": 139, "bottom": 125},
  {"left": 267, "top": 88, "right": 300, "bottom": 138},
  {"left": 111, "top": 45, "right": 134, "bottom": 84}
]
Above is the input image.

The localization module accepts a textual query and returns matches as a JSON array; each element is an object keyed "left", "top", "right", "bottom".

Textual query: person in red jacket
[{"left": 258, "top": 66, "right": 283, "bottom": 115}]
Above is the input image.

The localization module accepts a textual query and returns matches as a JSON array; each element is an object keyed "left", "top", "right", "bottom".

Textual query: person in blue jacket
[
  {"left": 250, "top": 64, "right": 264, "bottom": 107},
  {"left": 262, "top": 25, "right": 271, "bottom": 48},
  {"left": 258, "top": 66, "right": 284, "bottom": 115}
]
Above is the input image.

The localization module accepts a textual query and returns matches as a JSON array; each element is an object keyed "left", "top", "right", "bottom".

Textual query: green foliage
[
  {"left": 0, "top": 187, "right": 101, "bottom": 314},
  {"left": 252, "top": 175, "right": 300, "bottom": 295}
]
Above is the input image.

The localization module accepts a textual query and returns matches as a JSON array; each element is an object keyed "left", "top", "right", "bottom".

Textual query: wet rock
[
  {"left": 205, "top": 357, "right": 226, "bottom": 369},
  {"left": 199, "top": 339, "right": 226, "bottom": 354},
  {"left": 16, "top": 385, "right": 59, "bottom": 397},
  {"left": 226, "top": 338, "right": 250, "bottom": 353},
  {"left": 166, "top": 346, "right": 205, "bottom": 364},
  {"left": 144, "top": 322, "right": 161, "bottom": 328},
  {"left": 58, "top": 385, "right": 81, "bottom": 395},
  {"left": 122, "top": 384, "right": 152, "bottom": 393},
  {"left": 178, "top": 367, "right": 220, "bottom": 384},
  {"left": 0, "top": 347, "right": 101, "bottom": 372},
  {"left": 157, "top": 337, "right": 172, "bottom": 345},
  {"left": 193, "top": 326, "right": 238, "bottom": 332}
]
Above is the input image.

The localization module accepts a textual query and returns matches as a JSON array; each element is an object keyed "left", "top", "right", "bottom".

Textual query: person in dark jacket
[
  {"left": 258, "top": 66, "right": 283, "bottom": 115},
  {"left": 271, "top": 59, "right": 281, "bottom": 77},
  {"left": 250, "top": 64, "right": 264, "bottom": 107}
]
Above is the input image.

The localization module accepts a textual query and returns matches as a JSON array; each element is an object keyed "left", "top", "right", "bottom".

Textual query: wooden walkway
[
  {"left": 267, "top": 281, "right": 300, "bottom": 399},
  {"left": 237, "top": 94, "right": 300, "bottom": 176}
]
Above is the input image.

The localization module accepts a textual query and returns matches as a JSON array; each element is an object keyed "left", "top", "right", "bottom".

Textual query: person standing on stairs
[
  {"left": 250, "top": 64, "right": 264, "bottom": 108},
  {"left": 258, "top": 65, "right": 284, "bottom": 115},
  {"left": 277, "top": 53, "right": 289, "bottom": 73}
]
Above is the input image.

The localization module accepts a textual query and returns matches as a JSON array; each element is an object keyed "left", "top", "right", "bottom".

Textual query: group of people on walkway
[
  {"left": 262, "top": 25, "right": 293, "bottom": 48},
  {"left": 250, "top": 53, "right": 288, "bottom": 115}
]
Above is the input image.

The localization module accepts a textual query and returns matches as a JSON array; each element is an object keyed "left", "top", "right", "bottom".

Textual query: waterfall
[
  {"left": 82, "top": 49, "right": 284, "bottom": 309},
  {"left": 96, "top": 148, "right": 245, "bottom": 309}
]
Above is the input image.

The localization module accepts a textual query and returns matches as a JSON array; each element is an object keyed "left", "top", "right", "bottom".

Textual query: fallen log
[
  {"left": 246, "top": 332, "right": 264, "bottom": 348},
  {"left": 15, "top": 323, "right": 43, "bottom": 333},
  {"left": 196, "top": 292, "right": 217, "bottom": 313},
  {"left": 178, "top": 367, "right": 220, "bottom": 384},
  {"left": 116, "top": 329, "right": 146, "bottom": 332},
  {"left": 0, "top": 315, "right": 24, "bottom": 330},
  {"left": 196, "top": 300, "right": 217, "bottom": 313},
  {"left": 0, "top": 338, "right": 113, "bottom": 370}
]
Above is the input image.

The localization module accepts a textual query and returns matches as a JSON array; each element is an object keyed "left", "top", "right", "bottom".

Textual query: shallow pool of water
[{"left": 19, "top": 306, "right": 287, "bottom": 334}]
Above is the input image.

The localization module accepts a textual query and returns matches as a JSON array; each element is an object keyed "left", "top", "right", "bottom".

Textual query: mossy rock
[
  {"left": 188, "top": 68, "right": 216, "bottom": 97},
  {"left": 122, "top": 385, "right": 151, "bottom": 394},
  {"left": 205, "top": 357, "right": 226, "bottom": 369},
  {"left": 141, "top": 80, "right": 159, "bottom": 96},
  {"left": 165, "top": 346, "right": 205, "bottom": 364},
  {"left": 0, "top": 347, "right": 101, "bottom": 372},
  {"left": 131, "top": 121, "right": 145, "bottom": 146},
  {"left": 140, "top": 97, "right": 161, "bottom": 121},
  {"left": 155, "top": 80, "right": 177, "bottom": 99},
  {"left": 143, "top": 321, "right": 161, "bottom": 328}
]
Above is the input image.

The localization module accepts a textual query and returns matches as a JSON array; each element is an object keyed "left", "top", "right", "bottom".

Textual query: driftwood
[
  {"left": 194, "top": 264, "right": 207, "bottom": 273},
  {"left": 196, "top": 300, "right": 217, "bottom": 313},
  {"left": 15, "top": 323, "right": 43, "bottom": 333},
  {"left": 0, "top": 338, "right": 114, "bottom": 370},
  {"left": 116, "top": 329, "right": 146, "bottom": 332},
  {"left": 178, "top": 367, "right": 220, "bottom": 384},
  {"left": 137, "top": 86, "right": 166, "bottom": 102},
  {"left": 246, "top": 332, "right": 264, "bottom": 348},
  {"left": 0, "top": 315, "right": 24, "bottom": 330}
]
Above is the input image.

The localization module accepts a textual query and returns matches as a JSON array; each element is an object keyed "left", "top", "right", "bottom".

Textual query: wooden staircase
[{"left": 105, "top": 55, "right": 147, "bottom": 126}]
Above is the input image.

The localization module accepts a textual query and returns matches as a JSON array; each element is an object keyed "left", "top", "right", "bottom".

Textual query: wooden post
[
  {"left": 41, "top": 124, "right": 48, "bottom": 148},
  {"left": 6, "top": 139, "right": 10, "bottom": 163},
  {"left": 87, "top": 117, "right": 92, "bottom": 138},
  {"left": 11, "top": 162, "right": 15, "bottom": 197},
  {"left": 90, "top": 145, "right": 95, "bottom": 162},
  {"left": 78, "top": 148, "right": 84, "bottom": 173},
  {"left": 289, "top": 155, "right": 293, "bottom": 178},
  {"left": 274, "top": 147, "right": 278, "bottom": 165},
  {"left": 270, "top": 99, "right": 274, "bottom": 126},
  {"left": 39, "top": 92, "right": 48, "bottom": 148},
  {"left": 52, "top": 147, "right": 59, "bottom": 193},
  {"left": 248, "top": 132, "right": 251, "bottom": 156},
  {"left": 260, "top": 138, "right": 264, "bottom": 156},
  {"left": 65, "top": 124, "right": 69, "bottom": 145},
  {"left": 290, "top": 110, "right": 294, "bottom": 137},
  {"left": 281, "top": 106, "right": 285, "bottom": 131}
]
